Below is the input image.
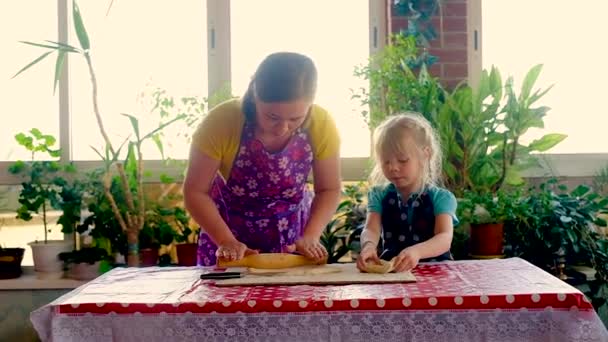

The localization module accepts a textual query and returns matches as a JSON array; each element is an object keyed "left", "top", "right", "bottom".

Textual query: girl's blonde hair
[{"left": 369, "top": 112, "right": 443, "bottom": 189}]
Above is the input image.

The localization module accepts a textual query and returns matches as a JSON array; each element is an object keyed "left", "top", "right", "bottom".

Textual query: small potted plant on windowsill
[
  {"left": 58, "top": 241, "right": 111, "bottom": 281},
  {"left": 155, "top": 206, "right": 199, "bottom": 266},
  {"left": 8, "top": 129, "right": 73, "bottom": 276},
  {"left": 458, "top": 189, "right": 519, "bottom": 259},
  {"left": 0, "top": 219, "right": 26, "bottom": 279}
]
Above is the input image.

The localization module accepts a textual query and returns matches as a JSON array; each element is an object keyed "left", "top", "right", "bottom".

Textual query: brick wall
[{"left": 390, "top": 0, "right": 469, "bottom": 89}]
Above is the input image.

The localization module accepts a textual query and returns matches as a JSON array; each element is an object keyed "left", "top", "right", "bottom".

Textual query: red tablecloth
[{"left": 31, "top": 258, "right": 608, "bottom": 342}]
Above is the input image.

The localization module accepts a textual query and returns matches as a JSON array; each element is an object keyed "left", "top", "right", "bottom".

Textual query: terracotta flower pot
[
  {"left": 469, "top": 222, "right": 504, "bottom": 258},
  {"left": 176, "top": 243, "right": 198, "bottom": 266},
  {"left": 69, "top": 261, "right": 101, "bottom": 281},
  {"left": 139, "top": 248, "right": 159, "bottom": 267},
  {"left": 0, "top": 248, "right": 25, "bottom": 279}
]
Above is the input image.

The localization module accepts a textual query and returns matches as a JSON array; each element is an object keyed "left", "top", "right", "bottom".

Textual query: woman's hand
[
  {"left": 392, "top": 247, "right": 421, "bottom": 272},
  {"left": 287, "top": 237, "right": 328, "bottom": 261},
  {"left": 356, "top": 242, "right": 381, "bottom": 272},
  {"left": 216, "top": 240, "right": 258, "bottom": 261}
]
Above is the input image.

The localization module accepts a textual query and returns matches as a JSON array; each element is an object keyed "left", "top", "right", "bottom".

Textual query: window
[
  {"left": 230, "top": 0, "right": 371, "bottom": 157},
  {"left": 0, "top": 1, "right": 59, "bottom": 161},
  {"left": 69, "top": 0, "right": 208, "bottom": 161},
  {"left": 482, "top": 0, "right": 608, "bottom": 153}
]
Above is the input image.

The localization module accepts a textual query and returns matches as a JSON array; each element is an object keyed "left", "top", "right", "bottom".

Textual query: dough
[
  {"left": 248, "top": 265, "right": 342, "bottom": 276},
  {"left": 218, "top": 253, "right": 326, "bottom": 269},
  {"left": 362, "top": 259, "right": 394, "bottom": 274}
]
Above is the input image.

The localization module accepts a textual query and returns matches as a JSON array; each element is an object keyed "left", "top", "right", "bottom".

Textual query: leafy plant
[
  {"left": 353, "top": 34, "right": 444, "bottom": 129},
  {"left": 14, "top": 1, "right": 185, "bottom": 266},
  {"left": 7, "top": 129, "right": 72, "bottom": 243},
  {"left": 58, "top": 246, "right": 109, "bottom": 265},
  {"left": 320, "top": 183, "right": 367, "bottom": 263},
  {"left": 504, "top": 180, "right": 608, "bottom": 278},
  {"left": 434, "top": 65, "right": 566, "bottom": 195},
  {"left": 392, "top": 0, "right": 442, "bottom": 56},
  {"left": 458, "top": 189, "right": 521, "bottom": 224}
]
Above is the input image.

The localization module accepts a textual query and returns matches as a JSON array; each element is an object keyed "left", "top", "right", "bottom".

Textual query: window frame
[{"left": 2, "top": 0, "right": 598, "bottom": 189}]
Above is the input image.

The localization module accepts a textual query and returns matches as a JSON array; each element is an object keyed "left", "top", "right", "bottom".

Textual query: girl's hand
[
  {"left": 392, "top": 247, "right": 421, "bottom": 272},
  {"left": 216, "top": 240, "right": 258, "bottom": 261},
  {"left": 356, "top": 242, "right": 381, "bottom": 272},
  {"left": 289, "top": 237, "right": 328, "bottom": 261}
]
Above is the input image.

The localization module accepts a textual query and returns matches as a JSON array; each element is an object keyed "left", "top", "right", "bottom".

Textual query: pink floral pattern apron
[{"left": 197, "top": 124, "right": 314, "bottom": 266}]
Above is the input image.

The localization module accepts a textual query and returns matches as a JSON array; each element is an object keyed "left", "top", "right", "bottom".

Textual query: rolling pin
[{"left": 217, "top": 253, "right": 326, "bottom": 269}]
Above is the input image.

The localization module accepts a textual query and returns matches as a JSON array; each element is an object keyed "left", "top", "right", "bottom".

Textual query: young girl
[{"left": 356, "top": 113, "right": 458, "bottom": 273}]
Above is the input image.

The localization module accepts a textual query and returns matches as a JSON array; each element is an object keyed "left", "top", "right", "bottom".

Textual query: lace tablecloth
[{"left": 31, "top": 258, "right": 608, "bottom": 341}]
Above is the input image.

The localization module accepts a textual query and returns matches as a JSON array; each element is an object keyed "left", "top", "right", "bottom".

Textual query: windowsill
[{"left": 0, "top": 266, "right": 86, "bottom": 290}]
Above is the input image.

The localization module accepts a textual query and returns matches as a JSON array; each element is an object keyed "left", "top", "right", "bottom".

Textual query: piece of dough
[
  {"left": 248, "top": 265, "right": 342, "bottom": 276},
  {"left": 218, "top": 253, "right": 327, "bottom": 269},
  {"left": 362, "top": 259, "right": 394, "bottom": 274}
]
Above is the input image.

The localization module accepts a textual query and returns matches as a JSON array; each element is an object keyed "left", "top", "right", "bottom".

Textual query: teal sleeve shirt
[{"left": 367, "top": 184, "right": 459, "bottom": 225}]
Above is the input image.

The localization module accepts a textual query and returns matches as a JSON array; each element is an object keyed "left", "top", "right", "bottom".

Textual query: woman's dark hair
[{"left": 242, "top": 52, "right": 317, "bottom": 121}]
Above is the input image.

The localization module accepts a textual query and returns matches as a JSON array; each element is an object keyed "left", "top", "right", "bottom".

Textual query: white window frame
[{"left": 0, "top": 0, "right": 384, "bottom": 187}]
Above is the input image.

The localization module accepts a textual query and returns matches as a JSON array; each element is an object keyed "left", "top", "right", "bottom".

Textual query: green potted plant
[
  {"left": 13, "top": 1, "right": 185, "bottom": 267},
  {"left": 321, "top": 183, "right": 367, "bottom": 263},
  {"left": 8, "top": 129, "right": 73, "bottom": 275},
  {"left": 458, "top": 189, "right": 520, "bottom": 258},
  {"left": 166, "top": 207, "right": 199, "bottom": 266},
  {"left": 54, "top": 168, "right": 116, "bottom": 280}
]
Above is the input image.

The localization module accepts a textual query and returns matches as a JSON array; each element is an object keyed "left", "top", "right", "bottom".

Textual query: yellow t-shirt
[{"left": 191, "top": 98, "right": 340, "bottom": 179}]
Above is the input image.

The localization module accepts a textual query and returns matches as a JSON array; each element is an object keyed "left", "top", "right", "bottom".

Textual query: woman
[{"left": 184, "top": 52, "right": 341, "bottom": 266}]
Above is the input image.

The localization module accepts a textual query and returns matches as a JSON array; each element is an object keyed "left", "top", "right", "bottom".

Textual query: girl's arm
[
  {"left": 183, "top": 148, "right": 248, "bottom": 259},
  {"left": 356, "top": 211, "right": 383, "bottom": 270},
  {"left": 408, "top": 213, "right": 454, "bottom": 259},
  {"left": 392, "top": 214, "right": 453, "bottom": 272},
  {"left": 360, "top": 211, "right": 382, "bottom": 250}
]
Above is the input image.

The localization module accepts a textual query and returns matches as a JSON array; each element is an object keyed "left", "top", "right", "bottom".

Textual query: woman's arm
[
  {"left": 183, "top": 148, "right": 242, "bottom": 256},
  {"left": 292, "top": 154, "right": 341, "bottom": 260},
  {"left": 301, "top": 154, "right": 342, "bottom": 239}
]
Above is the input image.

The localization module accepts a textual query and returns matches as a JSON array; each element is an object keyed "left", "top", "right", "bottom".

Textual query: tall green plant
[
  {"left": 434, "top": 65, "right": 567, "bottom": 195},
  {"left": 14, "top": 1, "right": 185, "bottom": 266},
  {"left": 353, "top": 34, "right": 444, "bottom": 129}
]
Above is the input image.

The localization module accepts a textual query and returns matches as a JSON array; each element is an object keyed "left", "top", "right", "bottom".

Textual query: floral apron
[
  {"left": 379, "top": 187, "right": 452, "bottom": 262},
  {"left": 197, "top": 124, "right": 313, "bottom": 266}
]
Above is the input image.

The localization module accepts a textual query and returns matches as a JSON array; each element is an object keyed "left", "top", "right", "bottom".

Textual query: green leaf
[
  {"left": 53, "top": 50, "right": 66, "bottom": 94},
  {"left": 520, "top": 64, "right": 543, "bottom": 101},
  {"left": 505, "top": 167, "right": 525, "bottom": 187},
  {"left": 44, "top": 40, "right": 80, "bottom": 53},
  {"left": 527, "top": 133, "right": 567, "bottom": 152},
  {"left": 12, "top": 51, "right": 54, "bottom": 79},
  {"left": 572, "top": 185, "right": 590, "bottom": 197},
  {"left": 597, "top": 198, "right": 608, "bottom": 208},
  {"left": 122, "top": 113, "right": 141, "bottom": 141},
  {"left": 18, "top": 41, "right": 61, "bottom": 50},
  {"left": 72, "top": 1, "right": 90, "bottom": 51},
  {"left": 141, "top": 114, "right": 186, "bottom": 141},
  {"left": 151, "top": 134, "right": 165, "bottom": 160}
]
